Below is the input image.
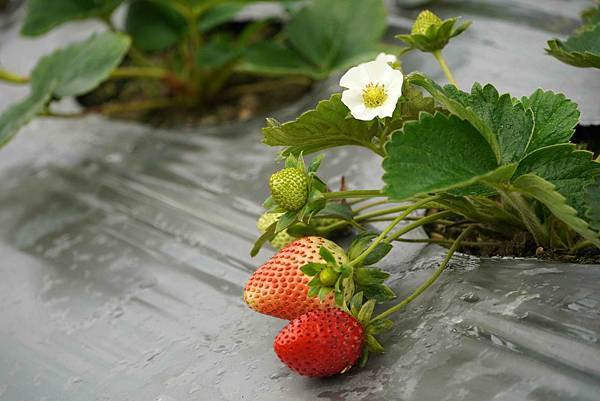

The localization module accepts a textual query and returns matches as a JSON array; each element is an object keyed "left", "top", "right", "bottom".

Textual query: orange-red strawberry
[
  {"left": 243, "top": 236, "right": 348, "bottom": 320},
  {"left": 274, "top": 309, "right": 365, "bottom": 377}
]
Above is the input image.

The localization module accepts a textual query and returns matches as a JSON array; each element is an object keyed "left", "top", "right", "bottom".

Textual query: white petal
[
  {"left": 377, "top": 99, "right": 398, "bottom": 118},
  {"left": 341, "top": 89, "right": 366, "bottom": 112},
  {"left": 340, "top": 64, "right": 370, "bottom": 89},
  {"left": 375, "top": 52, "right": 397, "bottom": 64},
  {"left": 362, "top": 60, "right": 394, "bottom": 83},
  {"left": 356, "top": 107, "right": 381, "bottom": 121},
  {"left": 380, "top": 68, "right": 404, "bottom": 88}
]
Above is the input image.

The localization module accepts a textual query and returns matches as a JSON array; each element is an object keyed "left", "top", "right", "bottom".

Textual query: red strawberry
[
  {"left": 243, "top": 236, "right": 348, "bottom": 320},
  {"left": 274, "top": 309, "right": 365, "bottom": 377}
]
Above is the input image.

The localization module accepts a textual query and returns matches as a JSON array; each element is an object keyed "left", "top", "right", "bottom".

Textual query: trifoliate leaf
[
  {"left": 21, "top": 0, "right": 122, "bottom": 37},
  {"left": 521, "top": 89, "right": 580, "bottom": 152},
  {"left": 546, "top": 24, "right": 600, "bottom": 68},
  {"left": 383, "top": 112, "right": 499, "bottom": 200},
  {"left": 31, "top": 32, "right": 130, "bottom": 98},
  {"left": 263, "top": 94, "right": 382, "bottom": 156},
  {"left": 512, "top": 174, "right": 600, "bottom": 246},
  {"left": 514, "top": 144, "right": 600, "bottom": 217}
]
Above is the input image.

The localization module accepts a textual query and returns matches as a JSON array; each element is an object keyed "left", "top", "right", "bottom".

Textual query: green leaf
[
  {"left": 21, "top": 0, "right": 122, "bottom": 36},
  {"left": 363, "top": 243, "right": 393, "bottom": 266},
  {"left": 0, "top": 82, "right": 54, "bottom": 149},
  {"left": 514, "top": 144, "right": 600, "bottom": 216},
  {"left": 350, "top": 292, "right": 364, "bottom": 317},
  {"left": 238, "top": 41, "right": 320, "bottom": 78},
  {"left": 250, "top": 221, "right": 276, "bottom": 257},
  {"left": 315, "top": 202, "right": 353, "bottom": 221},
  {"left": 348, "top": 232, "right": 378, "bottom": 260},
  {"left": 512, "top": 174, "right": 600, "bottom": 246},
  {"left": 354, "top": 268, "right": 390, "bottom": 286},
  {"left": 366, "top": 334, "right": 385, "bottom": 353},
  {"left": 546, "top": 24, "right": 600, "bottom": 69},
  {"left": 308, "top": 154, "right": 325, "bottom": 173},
  {"left": 521, "top": 89, "right": 580, "bottom": 152},
  {"left": 361, "top": 283, "right": 396, "bottom": 302},
  {"left": 284, "top": 0, "right": 386, "bottom": 72},
  {"left": 367, "top": 318, "right": 393, "bottom": 335},
  {"left": 125, "top": 0, "right": 187, "bottom": 52},
  {"left": 263, "top": 94, "right": 381, "bottom": 156},
  {"left": 585, "top": 175, "right": 600, "bottom": 232},
  {"left": 383, "top": 112, "right": 499, "bottom": 200},
  {"left": 319, "top": 246, "right": 337, "bottom": 265},
  {"left": 357, "top": 299, "right": 376, "bottom": 325},
  {"left": 198, "top": 2, "right": 245, "bottom": 32},
  {"left": 31, "top": 32, "right": 130, "bottom": 98},
  {"left": 197, "top": 36, "right": 240, "bottom": 68},
  {"left": 396, "top": 17, "right": 471, "bottom": 53},
  {"left": 276, "top": 211, "right": 298, "bottom": 232},
  {"left": 300, "top": 263, "right": 326, "bottom": 276}
]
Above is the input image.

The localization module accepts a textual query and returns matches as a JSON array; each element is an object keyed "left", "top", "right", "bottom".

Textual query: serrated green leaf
[
  {"left": 546, "top": 24, "right": 600, "bottom": 68},
  {"left": 512, "top": 174, "right": 600, "bottom": 246},
  {"left": 0, "top": 82, "right": 54, "bottom": 149},
  {"left": 315, "top": 202, "right": 353, "bottom": 221},
  {"left": 262, "top": 94, "right": 382, "bottom": 156},
  {"left": 125, "top": 0, "right": 187, "bottom": 52},
  {"left": 585, "top": 175, "right": 600, "bottom": 232},
  {"left": 300, "top": 263, "right": 326, "bottom": 277},
  {"left": 521, "top": 89, "right": 580, "bottom": 152},
  {"left": 21, "top": 0, "right": 122, "bottom": 37},
  {"left": 284, "top": 0, "right": 385, "bottom": 72},
  {"left": 514, "top": 144, "right": 600, "bottom": 216},
  {"left": 31, "top": 32, "right": 130, "bottom": 98},
  {"left": 383, "top": 112, "right": 499, "bottom": 200}
]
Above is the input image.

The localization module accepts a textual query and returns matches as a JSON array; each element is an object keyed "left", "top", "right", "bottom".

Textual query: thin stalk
[
  {"left": 323, "top": 190, "right": 386, "bottom": 200},
  {"left": 0, "top": 68, "right": 29, "bottom": 84},
  {"left": 352, "top": 199, "right": 389, "bottom": 214},
  {"left": 110, "top": 67, "right": 174, "bottom": 80},
  {"left": 371, "top": 225, "right": 475, "bottom": 322},
  {"left": 396, "top": 237, "right": 500, "bottom": 247},
  {"left": 350, "top": 196, "right": 440, "bottom": 267},
  {"left": 90, "top": 97, "right": 192, "bottom": 115},
  {"left": 432, "top": 49, "right": 457, "bottom": 86},
  {"left": 500, "top": 190, "right": 548, "bottom": 246},
  {"left": 385, "top": 211, "right": 454, "bottom": 243}
]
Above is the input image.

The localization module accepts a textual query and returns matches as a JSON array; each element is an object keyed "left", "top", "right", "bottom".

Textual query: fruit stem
[
  {"left": 432, "top": 50, "right": 457, "bottom": 86},
  {"left": 384, "top": 210, "right": 454, "bottom": 243},
  {"left": 350, "top": 196, "right": 440, "bottom": 267},
  {"left": 323, "top": 190, "right": 386, "bottom": 200},
  {"left": 0, "top": 68, "right": 29, "bottom": 84},
  {"left": 371, "top": 225, "right": 474, "bottom": 322}
]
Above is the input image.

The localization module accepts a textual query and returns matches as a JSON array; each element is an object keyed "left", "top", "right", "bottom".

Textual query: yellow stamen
[{"left": 362, "top": 83, "right": 388, "bottom": 108}]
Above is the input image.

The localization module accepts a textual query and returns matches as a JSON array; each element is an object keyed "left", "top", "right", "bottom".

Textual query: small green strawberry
[
  {"left": 243, "top": 236, "right": 348, "bottom": 320},
  {"left": 273, "top": 309, "right": 365, "bottom": 377},
  {"left": 411, "top": 10, "right": 442, "bottom": 35},
  {"left": 269, "top": 167, "right": 308, "bottom": 211},
  {"left": 257, "top": 212, "right": 297, "bottom": 249}
]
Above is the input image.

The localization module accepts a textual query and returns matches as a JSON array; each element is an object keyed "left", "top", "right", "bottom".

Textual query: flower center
[{"left": 362, "top": 83, "right": 388, "bottom": 108}]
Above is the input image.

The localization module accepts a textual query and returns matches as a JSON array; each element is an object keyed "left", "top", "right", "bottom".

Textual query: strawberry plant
[
  {"left": 244, "top": 9, "right": 600, "bottom": 377},
  {"left": 0, "top": 0, "right": 388, "bottom": 149}
]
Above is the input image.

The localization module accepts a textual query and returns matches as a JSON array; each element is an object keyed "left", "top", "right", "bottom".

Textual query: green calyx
[
  {"left": 269, "top": 167, "right": 308, "bottom": 211},
  {"left": 397, "top": 11, "right": 471, "bottom": 53}
]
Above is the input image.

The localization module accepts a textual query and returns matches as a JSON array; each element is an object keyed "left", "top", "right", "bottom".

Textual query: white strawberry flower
[
  {"left": 340, "top": 60, "right": 404, "bottom": 121},
  {"left": 375, "top": 52, "right": 397, "bottom": 64}
]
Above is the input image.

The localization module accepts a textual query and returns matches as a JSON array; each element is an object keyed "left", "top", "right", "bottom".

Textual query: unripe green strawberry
[
  {"left": 244, "top": 237, "right": 348, "bottom": 320},
  {"left": 411, "top": 10, "right": 442, "bottom": 35},
  {"left": 274, "top": 309, "right": 365, "bottom": 377},
  {"left": 256, "top": 212, "right": 297, "bottom": 249},
  {"left": 269, "top": 168, "right": 308, "bottom": 211}
]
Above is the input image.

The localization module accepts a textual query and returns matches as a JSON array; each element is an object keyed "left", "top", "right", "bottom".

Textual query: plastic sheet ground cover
[{"left": 1, "top": 1, "right": 600, "bottom": 400}]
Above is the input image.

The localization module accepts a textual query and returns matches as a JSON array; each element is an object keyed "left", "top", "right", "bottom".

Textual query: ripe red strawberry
[
  {"left": 274, "top": 309, "right": 365, "bottom": 377},
  {"left": 243, "top": 236, "right": 348, "bottom": 320}
]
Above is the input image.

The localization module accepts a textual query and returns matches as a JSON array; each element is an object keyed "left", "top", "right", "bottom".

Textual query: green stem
[
  {"left": 500, "top": 189, "right": 548, "bottom": 246},
  {"left": 0, "top": 68, "right": 29, "bottom": 84},
  {"left": 396, "top": 237, "right": 500, "bottom": 247},
  {"left": 432, "top": 50, "right": 457, "bottom": 86},
  {"left": 352, "top": 199, "right": 390, "bottom": 214},
  {"left": 385, "top": 210, "right": 454, "bottom": 243},
  {"left": 350, "top": 196, "right": 440, "bottom": 267},
  {"left": 371, "top": 225, "right": 475, "bottom": 322},
  {"left": 323, "top": 190, "right": 386, "bottom": 200},
  {"left": 110, "top": 67, "right": 173, "bottom": 80}
]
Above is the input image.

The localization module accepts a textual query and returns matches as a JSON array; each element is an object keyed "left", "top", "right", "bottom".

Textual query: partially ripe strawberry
[
  {"left": 274, "top": 309, "right": 365, "bottom": 377},
  {"left": 269, "top": 168, "right": 308, "bottom": 211},
  {"left": 243, "top": 237, "right": 347, "bottom": 320},
  {"left": 257, "top": 212, "right": 297, "bottom": 249}
]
